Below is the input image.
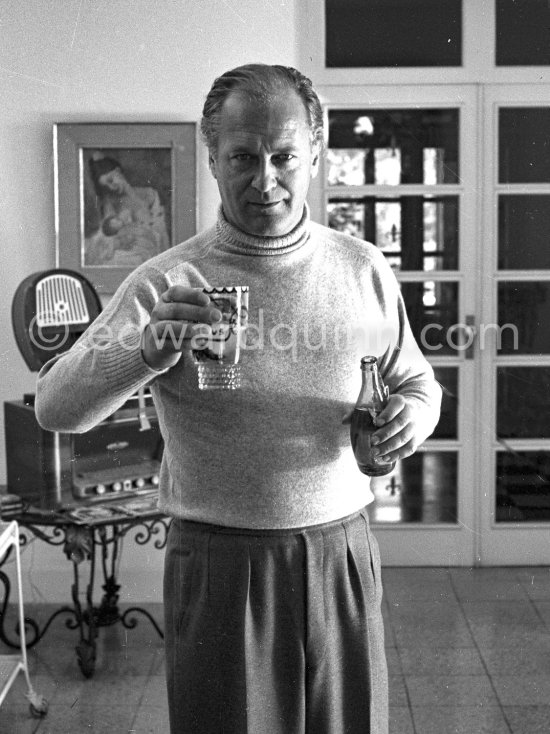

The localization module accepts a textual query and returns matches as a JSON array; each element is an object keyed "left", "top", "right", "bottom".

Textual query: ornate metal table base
[{"left": 0, "top": 514, "right": 169, "bottom": 678}]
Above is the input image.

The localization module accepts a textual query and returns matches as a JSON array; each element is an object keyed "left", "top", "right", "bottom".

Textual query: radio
[
  {"left": 8, "top": 269, "right": 163, "bottom": 511},
  {"left": 72, "top": 459, "right": 160, "bottom": 500},
  {"left": 4, "top": 392, "right": 163, "bottom": 509}
]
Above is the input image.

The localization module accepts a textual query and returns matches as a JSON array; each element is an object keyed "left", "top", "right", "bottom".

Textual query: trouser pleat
[{"left": 303, "top": 511, "right": 388, "bottom": 734}]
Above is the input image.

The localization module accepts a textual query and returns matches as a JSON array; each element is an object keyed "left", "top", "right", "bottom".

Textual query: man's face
[{"left": 209, "top": 90, "right": 320, "bottom": 237}]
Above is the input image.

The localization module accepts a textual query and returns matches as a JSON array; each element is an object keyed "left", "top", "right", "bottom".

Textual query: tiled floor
[{"left": 1, "top": 567, "right": 550, "bottom": 733}]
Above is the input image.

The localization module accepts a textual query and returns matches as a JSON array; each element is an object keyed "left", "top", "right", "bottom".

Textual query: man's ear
[
  {"left": 208, "top": 152, "right": 217, "bottom": 180},
  {"left": 310, "top": 145, "right": 321, "bottom": 179}
]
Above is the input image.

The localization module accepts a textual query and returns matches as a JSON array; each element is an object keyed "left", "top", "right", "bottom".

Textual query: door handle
[{"left": 459, "top": 314, "right": 477, "bottom": 359}]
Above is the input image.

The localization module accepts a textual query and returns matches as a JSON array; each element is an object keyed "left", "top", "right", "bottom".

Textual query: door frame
[{"left": 310, "top": 84, "right": 481, "bottom": 565}]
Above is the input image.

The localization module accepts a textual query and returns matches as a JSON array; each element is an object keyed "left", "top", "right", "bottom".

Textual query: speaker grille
[{"left": 35, "top": 274, "right": 91, "bottom": 327}]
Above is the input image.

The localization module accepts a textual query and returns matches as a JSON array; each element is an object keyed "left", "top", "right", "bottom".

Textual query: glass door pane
[
  {"left": 496, "top": 0, "right": 550, "bottom": 66},
  {"left": 328, "top": 108, "right": 460, "bottom": 183},
  {"left": 497, "top": 367, "right": 550, "bottom": 438},
  {"left": 498, "top": 283, "right": 550, "bottom": 354},
  {"left": 401, "top": 282, "right": 460, "bottom": 355},
  {"left": 496, "top": 451, "right": 550, "bottom": 522},
  {"left": 325, "top": 0, "right": 463, "bottom": 67},
  {"left": 498, "top": 195, "right": 550, "bottom": 269},
  {"left": 499, "top": 108, "right": 550, "bottom": 182},
  {"left": 369, "top": 452, "right": 458, "bottom": 524},
  {"left": 327, "top": 196, "right": 459, "bottom": 271}
]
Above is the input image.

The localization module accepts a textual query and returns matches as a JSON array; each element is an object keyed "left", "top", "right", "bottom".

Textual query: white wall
[{"left": 1, "top": 0, "right": 298, "bottom": 601}]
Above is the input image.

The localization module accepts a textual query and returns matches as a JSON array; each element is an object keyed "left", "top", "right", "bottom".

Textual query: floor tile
[
  {"left": 389, "top": 674, "right": 409, "bottom": 707},
  {"left": 92, "top": 624, "right": 162, "bottom": 674},
  {"left": 382, "top": 602, "right": 397, "bottom": 648},
  {"left": 399, "top": 646, "right": 485, "bottom": 676},
  {"left": 389, "top": 706, "right": 415, "bottom": 734},
  {"left": 492, "top": 675, "right": 550, "bottom": 706},
  {"left": 139, "top": 675, "right": 168, "bottom": 708},
  {"left": 479, "top": 639, "right": 550, "bottom": 676},
  {"left": 0, "top": 705, "right": 42, "bottom": 734},
  {"left": 113, "top": 603, "right": 164, "bottom": 648},
  {"left": 93, "top": 642, "right": 160, "bottom": 678},
  {"left": 461, "top": 600, "right": 548, "bottom": 648},
  {"left": 383, "top": 567, "right": 453, "bottom": 584},
  {"left": 148, "top": 648, "right": 166, "bottom": 677},
  {"left": 406, "top": 674, "right": 498, "bottom": 707},
  {"left": 503, "top": 706, "right": 550, "bottom": 733},
  {"left": 20, "top": 645, "right": 85, "bottom": 679},
  {"left": 389, "top": 601, "right": 475, "bottom": 648},
  {"left": 534, "top": 601, "right": 550, "bottom": 628},
  {"left": 382, "top": 568, "right": 456, "bottom": 603},
  {"left": 515, "top": 568, "right": 550, "bottom": 601},
  {"left": 382, "top": 614, "right": 398, "bottom": 648},
  {"left": 34, "top": 703, "right": 137, "bottom": 734},
  {"left": 384, "top": 647, "right": 402, "bottom": 675},
  {"left": 131, "top": 705, "right": 170, "bottom": 733},
  {"left": 450, "top": 567, "right": 528, "bottom": 601},
  {"left": 51, "top": 673, "right": 149, "bottom": 707},
  {"left": 412, "top": 705, "right": 512, "bottom": 734},
  {"left": 0, "top": 672, "right": 59, "bottom": 708}
]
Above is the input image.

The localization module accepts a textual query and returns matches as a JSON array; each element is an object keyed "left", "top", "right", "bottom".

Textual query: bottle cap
[{"left": 360, "top": 356, "right": 377, "bottom": 367}]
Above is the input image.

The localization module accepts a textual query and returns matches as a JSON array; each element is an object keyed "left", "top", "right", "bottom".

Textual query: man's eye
[
  {"left": 274, "top": 154, "right": 295, "bottom": 163},
  {"left": 233, "top": 153, "right": 252, "bottom": 161}
]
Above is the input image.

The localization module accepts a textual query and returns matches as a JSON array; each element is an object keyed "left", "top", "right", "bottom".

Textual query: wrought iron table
[{"left": 0, "top": 497, "right": 169, "bottom": 678}]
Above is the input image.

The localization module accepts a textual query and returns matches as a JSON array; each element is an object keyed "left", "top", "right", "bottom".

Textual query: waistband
[{"left": 170, "top": 507, "right": 370, "bottom": 539}]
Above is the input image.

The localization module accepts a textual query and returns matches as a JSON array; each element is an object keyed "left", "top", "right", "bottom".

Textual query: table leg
[
  {"left": 3, "top": 517, "right": 168, "bottom": 677},
  {"left": 71, "top": 542, "right": 97, "bottom": 679}
]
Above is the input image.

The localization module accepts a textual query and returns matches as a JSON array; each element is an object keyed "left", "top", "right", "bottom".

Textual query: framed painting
[{"left": 54, "top": 123, "right": 196, "bottom": 294}]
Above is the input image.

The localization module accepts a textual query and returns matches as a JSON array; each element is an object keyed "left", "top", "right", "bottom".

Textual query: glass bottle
[{"left": 350, "top": 356, "right": 396, "bottom": 477}]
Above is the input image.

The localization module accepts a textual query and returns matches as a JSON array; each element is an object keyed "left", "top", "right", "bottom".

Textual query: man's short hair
[{"left": 201, "top": 63, "right": 324, "bottom": 153}]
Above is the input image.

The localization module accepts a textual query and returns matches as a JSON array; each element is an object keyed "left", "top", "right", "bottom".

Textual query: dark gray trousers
[{"left": 163, "top": 508, "right": 388, "bottom": 734}]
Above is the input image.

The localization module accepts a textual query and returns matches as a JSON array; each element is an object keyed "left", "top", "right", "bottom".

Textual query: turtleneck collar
[{"left": 216, "top": 204, "right": 311, "bottom": 256}]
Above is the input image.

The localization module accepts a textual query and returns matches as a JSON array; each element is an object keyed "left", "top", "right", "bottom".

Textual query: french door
[
  {"left": 479, "top": 85, "right": 550, "bottom": 565},
  {"left": 310, "top": 83, "right": 550, "bottom": 565}
]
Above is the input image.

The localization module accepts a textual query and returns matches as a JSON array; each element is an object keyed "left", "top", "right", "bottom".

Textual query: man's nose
[{"left": 251, "top": 158, "right": 277, "bottom": 193}]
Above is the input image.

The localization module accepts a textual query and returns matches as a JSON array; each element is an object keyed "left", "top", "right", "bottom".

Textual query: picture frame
[{"left": 54, "top": 122, "right": 197, "bottom": 295}]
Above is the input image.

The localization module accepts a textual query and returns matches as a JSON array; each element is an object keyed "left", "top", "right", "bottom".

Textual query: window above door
[{"left": 298, "top": 0, "right": 550, "bottom": 85}]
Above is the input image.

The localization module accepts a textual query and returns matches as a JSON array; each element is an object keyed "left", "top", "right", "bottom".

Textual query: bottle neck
[{"left": 357, "top": 364, "right": 386, "bottom": 411}]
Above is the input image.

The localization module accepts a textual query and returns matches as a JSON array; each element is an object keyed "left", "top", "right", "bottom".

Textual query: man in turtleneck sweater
[{"left": 36, "top": 65, "right": 441, "bottom": 734}]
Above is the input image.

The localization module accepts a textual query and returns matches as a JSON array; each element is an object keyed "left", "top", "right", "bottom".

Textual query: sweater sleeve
[
  {"left": 34, "top": 264, "right": 169, "bottom": 433},
  {"left": 372, "top": 250, "right": 442, "bottom": 445}
]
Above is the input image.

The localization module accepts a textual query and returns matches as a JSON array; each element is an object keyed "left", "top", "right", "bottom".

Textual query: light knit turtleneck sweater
[{"left": 36, "top": 207, "right": 441, "bottom": 528}]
